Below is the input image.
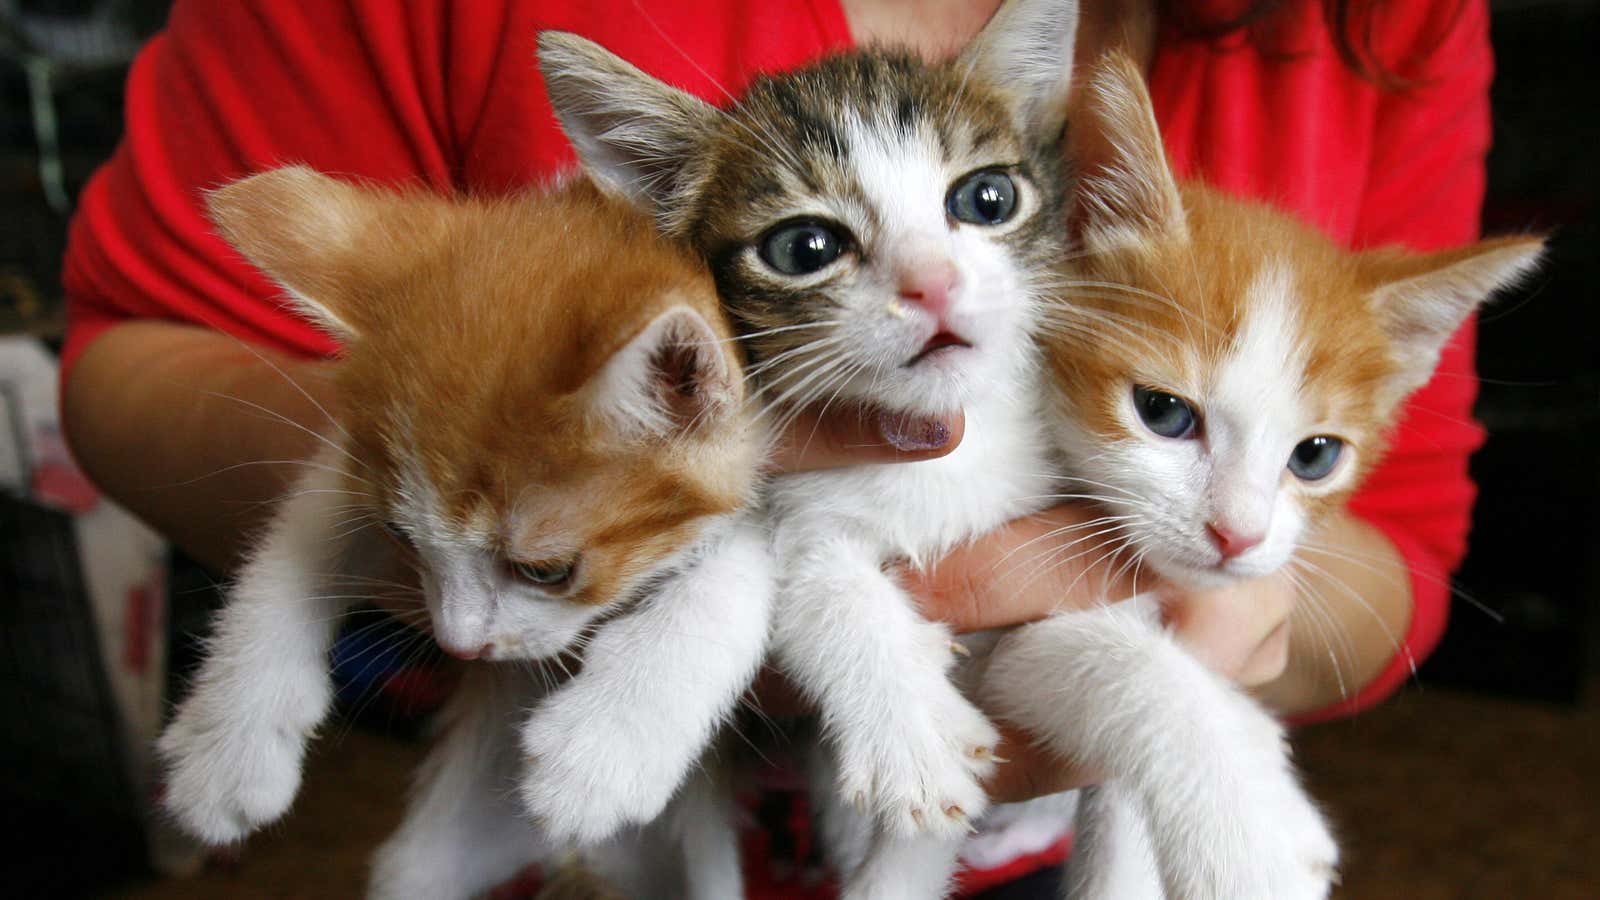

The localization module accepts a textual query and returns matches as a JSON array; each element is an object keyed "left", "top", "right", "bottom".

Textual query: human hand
[
  {"left": 906, "top": 503, "right": 1136, "bottom": 801},
  {"left": 1161, "top": 572, "right": 1296, "bottom": 689},
  {"left": 747, "top": 502, "right": 1137, "bottom": 800},
  {"left": 907, "top": 504, "right": 1297, "bottom": 803}
]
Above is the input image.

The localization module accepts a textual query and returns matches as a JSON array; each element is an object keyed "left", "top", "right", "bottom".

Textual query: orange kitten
[
  {"left": 156, "top": 168, "right": 766, "bottom": 899},
  {"left": 1037, "top": 55, "right": 1542, "bottom": 587},
  {"left": 978, "top": 52, "right": 1543, "bottom": 900}
]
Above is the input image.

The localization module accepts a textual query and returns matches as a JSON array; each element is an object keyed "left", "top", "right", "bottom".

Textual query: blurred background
[{"left": 1, "top": 0, "right": 1595, "bottom": 897}]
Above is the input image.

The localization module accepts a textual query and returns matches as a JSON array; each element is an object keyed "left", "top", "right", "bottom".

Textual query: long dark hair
[{"left": 1163, "top": 0, "right": 1467, "bottom": 88}]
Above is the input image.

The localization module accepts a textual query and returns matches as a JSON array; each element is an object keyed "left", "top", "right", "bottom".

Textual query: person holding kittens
[{"left": 61, "top": 0, "right": 1493, "bottom": 895}]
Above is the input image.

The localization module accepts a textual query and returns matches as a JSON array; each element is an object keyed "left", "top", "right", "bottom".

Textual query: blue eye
[
  {"left": 1133, "top": 386, "right": 1198, "bottom": 439},
  {"left": 1288, "top": 436, "right": 1343, "bottom": 481},
  {"left": 947, "top": 170, "right": 1018, "bottom": 225},
  {"left": 510, "top": 558, "right": 578, "bottom": 589},
  {"left": 758, "top": 221, "right": 846, "bottom": 275}
]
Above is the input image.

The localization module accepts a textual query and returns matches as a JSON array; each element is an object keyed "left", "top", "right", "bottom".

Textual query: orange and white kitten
[
  {"left": 155, "top": 168, "right": 768, "bottom": 896},
  {"left": 979, "top": 53, "right": 1544, "bottom": 899}
]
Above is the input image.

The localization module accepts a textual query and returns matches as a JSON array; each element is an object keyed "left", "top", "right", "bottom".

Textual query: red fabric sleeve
[
  {"left": 60, "top": 0, "right": 479, "bottom": 373},
  {"left": 1301, "top": 0, "right": 1494, "bottom": 721}
]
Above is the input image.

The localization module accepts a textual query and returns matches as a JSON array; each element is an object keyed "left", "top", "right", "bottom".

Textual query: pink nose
[
  {"left": 897, "top": 259, "right": 960, "bottom": 317},
  {"left": 1207, "top": 523, "right": 1264, "bottom": 561}
]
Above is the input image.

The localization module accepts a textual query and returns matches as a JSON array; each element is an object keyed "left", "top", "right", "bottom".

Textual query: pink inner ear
[{"left": 651, "top": 341, "right": 724, "bottom": 427}]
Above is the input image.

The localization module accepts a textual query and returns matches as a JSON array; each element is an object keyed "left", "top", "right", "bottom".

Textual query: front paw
[
  {"left": 1236, "top": 711, "right": 1339, "bottom": 898},
  {"left": 156, "top": 678, "right": 328, "bottom": 844},
  {"left": 518, "top": 702, "right": 684, "bottom": 845},
  {"left": 1190, "top": 759, "right": 1338, "bottom": 900},
  {"left": 1255, "top": 767, "right": 1340, "bottom": 899},
  {"left": 835, "top": 683, "right": 1000, "bottom": 840}
]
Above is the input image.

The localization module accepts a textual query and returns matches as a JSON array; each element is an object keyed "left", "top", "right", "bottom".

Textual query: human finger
[
  {"left": 908, "top": 504, "right": 1149, "bottom": 633},
  {"left": 1163, "top": 573, "right": 1296, "bottom": 686},
  {"left": 767, "top": 405, "right": 964, "bottom": 473}
]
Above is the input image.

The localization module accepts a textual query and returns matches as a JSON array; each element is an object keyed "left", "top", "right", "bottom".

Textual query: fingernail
[{"left": 878, "top": 413, "right": 951, "bottom": 451}]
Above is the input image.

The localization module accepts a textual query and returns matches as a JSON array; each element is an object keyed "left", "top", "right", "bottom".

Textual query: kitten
[
  {"left": 154, "top": 167, "right": 768, "bottom": 898},
  {"left": 538, "top": 0, "right": 1078, "bottom": 896},
  {"left": 980, "top": 52, "right": 1544, "bottom": 899}
]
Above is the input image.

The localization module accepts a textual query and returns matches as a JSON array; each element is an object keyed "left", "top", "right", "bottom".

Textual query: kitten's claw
[
  {"left": 949, "top": 641, "right": 971, "bottom": 658},
  {"left": 834, "top": 677, "right": 999, "bottom": 840},
  {"left": 943, "top": 805, "right": 978, "bottom": 835}
]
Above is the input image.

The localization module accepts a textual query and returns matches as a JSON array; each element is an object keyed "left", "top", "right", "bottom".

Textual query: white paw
[
  {"left": 518, "top": 696, "right": 684, "bottom": 845},
  {"left": 1258, "top": 767, "right": 1340, "bottom": 899},
  {"left": 835, "top": 679, "right": 1000, "bottom": 840},
  {"left": 1192, "top": 762, "right": 1337, "bottom": 900},
  {"left": 156, "top": 673, "right": 330, "bottom": 844},
  {"left": 1238, "top": 715, "right": 1339, "bottom": 898}
]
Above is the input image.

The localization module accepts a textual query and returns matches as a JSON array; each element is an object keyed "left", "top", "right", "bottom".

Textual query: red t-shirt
[{"left": 61, "top": 0, "right": 1491, "bottom": 889}]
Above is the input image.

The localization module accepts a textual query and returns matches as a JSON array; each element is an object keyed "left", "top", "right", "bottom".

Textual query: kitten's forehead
[
  {"left": 1176, "top": 257, "right": 1388, "bottom": 435},
  {"left": 1207, "top": 261, "right": 1311, "bottom": 442},
  {"left": 698, "top": 51, "right": 1023, "bottom": 239}
]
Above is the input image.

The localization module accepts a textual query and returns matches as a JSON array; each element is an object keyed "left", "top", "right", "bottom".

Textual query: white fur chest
[{"left": 767, "top": 389, "right": 1054, "bottom": 567}]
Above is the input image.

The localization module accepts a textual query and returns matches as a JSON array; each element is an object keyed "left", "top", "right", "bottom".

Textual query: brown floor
[{"left": 110, "top": 684, "right": 1598, "bottom": 899}]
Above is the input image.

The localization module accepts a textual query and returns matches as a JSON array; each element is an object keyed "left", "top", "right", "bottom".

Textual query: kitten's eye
[
  {"left": 1132, "top": 386, "right": 1198, "bottom": 439},
  {"left": 1288, "top": 436, "right": 1344, "bottom": 481},
  {"left": 947, "top": 170, "right": 1018, "bottom": 226},
  {"left": 758, "top": 221, "right": 846, "bottom": 275},
  {"left": 510, "top": 558, "right": 578, "bottom": 590},
  {"left": 381, "top": 521, "right": 411, "bottom": 546}
]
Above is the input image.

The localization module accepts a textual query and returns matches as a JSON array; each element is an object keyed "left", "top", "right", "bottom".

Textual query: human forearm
[{"left": 62, "top": 320, "right": 337, "bottom": 572}]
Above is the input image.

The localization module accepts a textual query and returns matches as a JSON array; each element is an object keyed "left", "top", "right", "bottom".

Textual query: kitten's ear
[
  {"left": 958, "top": 0, "right": 1080, "bottom": 141},
  {"left": 589, "top": 304, "right": 741, "bottom": 439},
  {"left": 1074, "top": 51, "right": 1188, "bottom": 252},
  {"left": 537, "top": 31, "right": 721, "bottom": 223},
  {"left": 207, "top": 166, "right": 418, "bottom": 342},
  {"left": 1366, "top": 235, "right": 1546, "bottom": 396}
]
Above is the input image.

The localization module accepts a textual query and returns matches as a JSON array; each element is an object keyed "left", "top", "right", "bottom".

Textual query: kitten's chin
[
  {"left": 853, "top": 347, "right": 1015, "bottom": 416},
  {"left": 1144, "top": 548, "right": 1285, "bottom": 591},
  {"left": 1160, "top": 564, "right": 1238, "bottom": 592},
  {"left": 483, "top": 632, "right": 579, "bottom": 662},
  {"left": 851, "top": 373, "right": 970, "bottom": 418}
]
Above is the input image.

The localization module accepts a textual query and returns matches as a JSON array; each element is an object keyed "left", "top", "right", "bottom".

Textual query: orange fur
[
  {"left": 209, "top": 169, "right": 761, "bottom": 607},
  {"left": 1046, "top": 53, "right": 1542, "bottom": 519}
]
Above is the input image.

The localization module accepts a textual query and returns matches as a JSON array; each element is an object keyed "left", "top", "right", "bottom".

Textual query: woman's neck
[
  {"left": 839, "top": 0, "right": 1156, "bottom": 70},
  {"left": 838, "top": 0, "right": 1004, "bottom": 58}
]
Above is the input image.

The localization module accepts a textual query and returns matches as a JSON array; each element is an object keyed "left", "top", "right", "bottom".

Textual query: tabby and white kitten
[
  {"left": 154, "top": 169, "right": 770, "bottom": 898},
  {"left": 979, "top": 53, "right": 1544, "bottom": 899},
  {"left": 538, "top": 0, "right": 1078, "bottom": 896}
]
